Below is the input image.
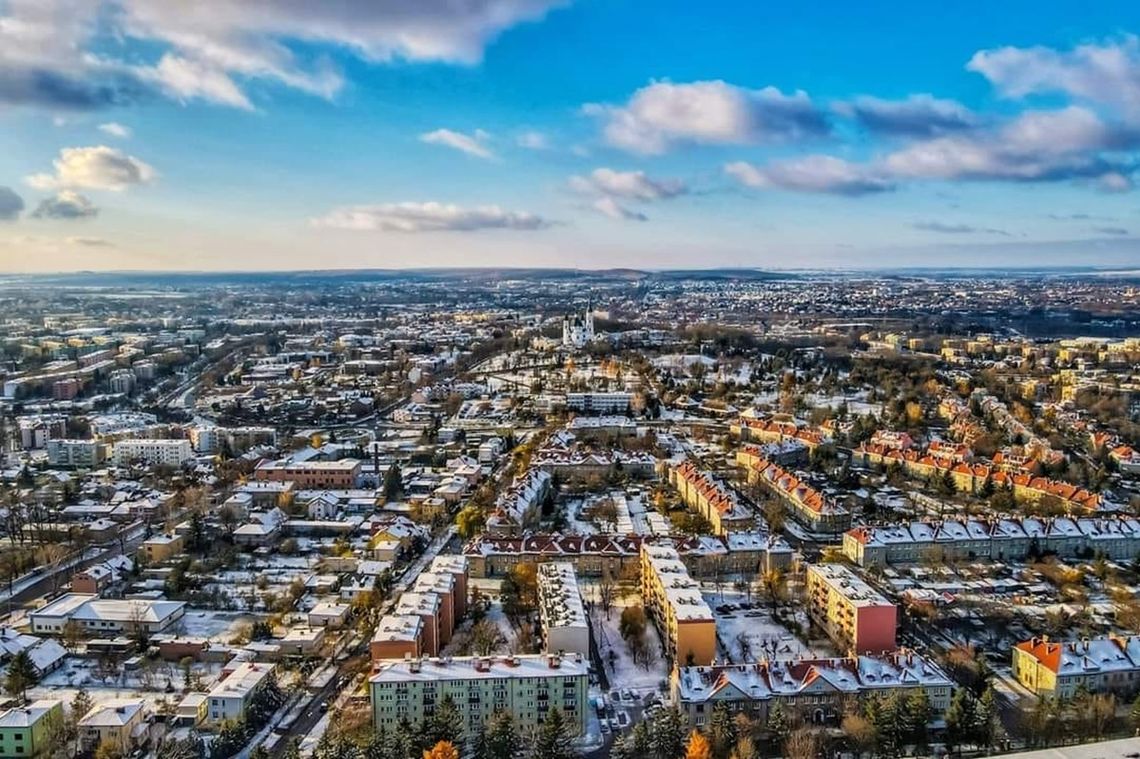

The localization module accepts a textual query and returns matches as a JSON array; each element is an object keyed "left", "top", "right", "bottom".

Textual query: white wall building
[
  {"left": 112, "top": 439, "right": 193, "bottom": 467},
  {"left": 537, "top": 563, "right": 590, "bottom": 657},
  {"left": 207, "top": 662, "right": 275, "bottom": 724}
]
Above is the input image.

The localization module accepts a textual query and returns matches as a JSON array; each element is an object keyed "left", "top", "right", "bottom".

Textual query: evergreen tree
[
  {"left": 393, "top": 717, "right": 419, "bottom": 759},
  {"left": 944, "top": 689, "right": 976, "bottom": 754},
  {"left": 4, "top": 650, "right": 36, "bottom": 703},
  {"left": 938, "top": 467, "right": 957, "bottom": 496},
  {"left": 70, "top": 689, "right": 94, "bottom": 723},
  {"left": 975, "top": 686, "right": 999, "bottom": 749},
  {"left": 610, "top": 735, "right": 637, "bottom": 759},
  {"left": 425, "top": 696, "right": 465, "bottom": 754},
  {"left": 708, "top": 702, "right": 737, "bottom": 759},
  {"left": 530, "top": 708, "right": 577, "bottom": 759},
  {"left": 483, "top": 710, "right": 523, "bottom": 759},
  {"left": 650, "top": 707, "right": 686, "bottom": 759},
  {"left": 364, "top": 729, "right": 392, "bottom": 759},
  {"left": 187, "top": 511, "right": 207, "bottom": 552},
  {"left": 210, "top": 720, "right": 248, "bottom": 759},
  {"left": 877, "top": 692, "right": 905, "bottom": 757},
  {"left": 766, "top": 702, "right": 789, "bottom": 750},
  {"left": 903, "top": 689, "right": 933, "bottom": 751},
  {"left": 383, "top": 463, "right": 403, "bottom": 502},
  {"left": 630, "top": 719, "right": 652, "bottom": 755}
]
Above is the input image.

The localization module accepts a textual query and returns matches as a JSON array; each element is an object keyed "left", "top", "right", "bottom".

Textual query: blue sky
[{"left": 4, "top": 0, "right": 1140, "bottom": 271}]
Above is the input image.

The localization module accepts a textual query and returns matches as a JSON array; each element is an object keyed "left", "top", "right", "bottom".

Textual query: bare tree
[
  {"left": 598, "top": 565, "right": 617, "bottom": 620},
  {"left": 784, "top": 727, "right": 821, "bottom": 759}
]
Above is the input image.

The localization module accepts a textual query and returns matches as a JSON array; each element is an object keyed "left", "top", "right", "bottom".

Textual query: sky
[{"left": 4, "top": 1, "right": 1140, "bottom": 272}]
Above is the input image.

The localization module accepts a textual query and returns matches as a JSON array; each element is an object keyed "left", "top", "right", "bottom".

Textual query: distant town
[{"left": 1, "top": 269, "right": 1140, "bottom": 758}]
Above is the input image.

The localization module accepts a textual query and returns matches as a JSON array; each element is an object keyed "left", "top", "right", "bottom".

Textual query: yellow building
[
  {"left": 138, "top": 534, "right": 184, "bottom": 564},
  {"left": 669, "top": 461, "right": 753, "bottom": 535},
  {"left": 1013, "top": 636, "right": 1140, "bottom": 699},
  {"left": 79, "top": 700, "right": 148, "bottom": 755},
  {"left": 639, "top": 543, "right": 716, "bottom": 666},
  {"left": 805, "top": 564, "right": 897, "bottom": 655}
]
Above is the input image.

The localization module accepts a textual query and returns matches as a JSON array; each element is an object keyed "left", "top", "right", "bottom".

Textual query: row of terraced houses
[{"left": 844, "top": 516, "right": 1140, "bottom": 567}]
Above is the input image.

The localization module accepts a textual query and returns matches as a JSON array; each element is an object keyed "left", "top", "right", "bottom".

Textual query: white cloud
[
  {"left": 145, "top": 53, "right": 256, "bottom": 110},
  {"left": 26, "top": 146, "right": 157, "bottom": 192},
  {"left": 881, "top": 106, "right": 1134, "bottom": 184},
  {"left": 0, "top": 187, "right": 25, "bottom": 221},
  {"left": 420, "top": 129, "right": 494, "bottom": 159},
  {"left": 31, "top": 191, "right": 99, "bottom": 219},
  {"left": 516, "top": 130, "right": 549, "bottom": 150},
  {"left": 569, "top": 168, "right": 687, "bottom": 200},
  {"left": 312, "top": 201, "right": 552, "bottom": 232},
  {"left": 841, "top": 94, "right": 978, "bottom": 137},
  {"left": 585, "top": 80, "right": 829, "bottom": 154},
  {"left": 590, "top": 197, "right": 647, "bottom": 222},
  {"left": 968, "top": 36, "right": 1140, "bottom": 116},
  {"left": 725, "top": 156, "right": 894, "bottom": 195},
  {"left": 98, "top": 122, "right": 132, "bottom": 139},
  {"left": 0, "top": 0, "right": 567, "bottom": 109}
]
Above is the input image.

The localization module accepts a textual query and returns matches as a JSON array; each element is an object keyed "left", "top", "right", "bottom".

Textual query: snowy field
[
  {"left": 27, "top": 656, "right": 227, "bottom": 714},
  {"left": 177, "top": 609, "right": 260, "bottom": 640},
  {"left": 591, "top": 598, "right": 668, "bottom": 693},
  {"left": 703, "top": 588, "right": 836, "bottom": 663},
  {"left": 803, "top": 392, "right": 882, "bottom": 417}
]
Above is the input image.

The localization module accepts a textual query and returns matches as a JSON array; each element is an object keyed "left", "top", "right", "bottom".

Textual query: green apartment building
[
  {"left": 0, "top": 701, "right": 63, "bottom": 758},
  {"left": 370, "top": 654, "right": 588, "bottom": 738}
]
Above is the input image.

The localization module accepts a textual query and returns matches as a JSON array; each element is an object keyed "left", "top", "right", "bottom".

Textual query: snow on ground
[
  {"left": 627, "top": 494, "right": 648, "bottom": 535},
  {"left": 803, "top": 392, "right": 882, "bottom": 417},
  {"left": 27, "top": 656, "right": 226, "bottom": 713},
  {"left": 702, "top": 587, "right": 836, "bottom": 663},
  {"left": 562, "top": 497, "right": 599, "bottom": 536},
  {"left": 178, "top": 610, "right": 258, "bottom": 641},
  {"left": 591, "top": 597, "right": 668, "bottom": 693}
]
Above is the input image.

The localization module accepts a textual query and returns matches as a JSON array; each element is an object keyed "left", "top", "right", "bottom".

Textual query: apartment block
[
  {"left": 370, "top": 654, "right": 588, "bottom": 738},
  {"left": 639, "top": 543, "right": 716, "bottom": 666},
  {"left": 112, "top": 439, "right": 194, "bottom": 467},
  {"left": 207, "top": 662, "right": 276, "bottom": 724},
  {"left": 1013, "top": 636, "right": 1140, "bottom": 699},
  {"left": 371, "top": 615, "right": 425, "bottom": 662},
  {"left": 464, "top": 532, "right": 793, "bottom": 581},
  {"left": 673, "top": 650, "right": 953, "bottom": 728},
  {"left": 412, "top": 573, "right": 456, "bottom": 645},
  {"left": 430, "top": 555, "right": 469, "bottom": 620},
  {"left": 0, "top": 700, "right": 62, "bottom": 758},
  {"left": 565, "top": 392, "right": 632, "bottom": 414},
  {"left": 46, "top": 439, "right": 106, "bottom": 469},
  {"left": 537, "top": 563, "right": 589, "bottom": 657},
  {"left": 395, "top": 592, "right": 443, "bottom": 656},
  {"left": 745, "top": 455, "right": 851, "bottom": 534},
  {"left": 805, "top": 564, "right": 896, "bottom": 655},
  {"left": 844, "top": 516, "right": 1140, "bottom": 568},
  {"left": 254, "top": 459, "right": 361, "bottom": 489},
  {"left": 669, "top": 461, "right": 754, "bottom": 535}
]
